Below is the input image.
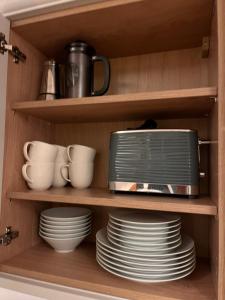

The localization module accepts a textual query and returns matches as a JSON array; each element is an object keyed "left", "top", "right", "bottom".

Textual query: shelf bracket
[
  {"left": 201, "top": 37, "right": 210, "bottom": 58},
  {"left": 0, "top": 226, "right": 19, "bottom": 246}
]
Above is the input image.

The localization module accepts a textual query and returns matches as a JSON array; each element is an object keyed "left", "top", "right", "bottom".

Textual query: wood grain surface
[
  {"left": 0, "top": 242, "right": 215, "bottom": 300},
  {"left": 11, "top": 0, "right": 213, "bottom": 59},
  {"left": 11, "top": 87, "right": 216, "bottom": 123}
]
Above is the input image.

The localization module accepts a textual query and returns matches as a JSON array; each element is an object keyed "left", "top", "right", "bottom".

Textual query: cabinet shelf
[
  {"left": 8, "top": 188, "right": 217, "bottom": 216},
  {"left": 12, "top": 0, "right": 213, "bottom": 58},
  {"left": 12, "top": 87, "right": 217, "bottom": 123},
  {"left": 0, "top": 242, "right": 215, "bottom": 300}
]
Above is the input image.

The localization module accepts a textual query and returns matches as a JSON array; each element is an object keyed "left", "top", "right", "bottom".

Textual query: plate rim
[
  {"left": 96, "top": 228, "right": 194, "bottom": 257},
  {"left": 108, "top": 221, "right": 181, "bottom": 238},
  {"left": 109, "top": 218, "right": 181, "bottom": 231},
  {"left": 109, "top": 210, "right": 181, "bottom": 226},
  {"left": 107, "top": 226, "right": 181, "bottom": 244},
  {"left": 97, "top": 247, "right": 196, "bottom": 272},
  {"left": 107, "top": 233, "right": 182, "bottom": 252},
  {"left": 96, "top": 257, "right": 196, "bottom": 283},
  {"left": 96, "top": 242, "right": 195, "bottom": 266}
]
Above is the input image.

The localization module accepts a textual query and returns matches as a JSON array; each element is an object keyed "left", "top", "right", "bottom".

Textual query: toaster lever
[
  {"left": 198, "top": 140, "right": 216, "bottom": 145},
  {"left": 200, "top": 172, "right": 206, "bottom": 178}
]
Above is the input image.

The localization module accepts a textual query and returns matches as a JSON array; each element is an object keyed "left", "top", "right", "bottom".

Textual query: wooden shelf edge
[
  {"left": 8, "top": 188, "right": 217, "bottom": 216},
  {"left": 0, "top": 243, "right": 215, "bottom": 300},
  {"left": 10, "top": 87, "right": 218, "bottom": 123},
  {"left": 12, "top": 87, "right": 217, "bottom": 111}
]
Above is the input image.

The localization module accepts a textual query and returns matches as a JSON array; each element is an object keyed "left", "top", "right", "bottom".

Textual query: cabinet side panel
[
  {"left": 0, "top": 31, "right": 52, "bottom": 263},
  {"left": 217, "top": 0, "right": 225, "bottom": 298},
  {"left": 0, "top": 14, "right": 10, "bottom": 213},
  {"left": 208, "top": 3, "right": 219, "bottom": 299}
]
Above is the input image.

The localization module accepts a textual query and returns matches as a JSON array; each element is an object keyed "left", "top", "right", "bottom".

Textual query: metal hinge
[
  {"left": 0, "top": 32, "right": 26, "bottom": 63},
  {"left": 0, "top": 226, "right": 19, "bottom": 246}
]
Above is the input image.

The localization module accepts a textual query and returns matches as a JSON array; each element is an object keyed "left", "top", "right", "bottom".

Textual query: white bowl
[
  {"left": 40, "top": 219, "right": 91, "bottom": 229},
  {"left": 39, "top": 233, "right": 89, "bottom": 253},
  {"left": 40, "top": 215, "right": 91, "bottom": 226},
  {"left": 41, "top": 207, "right": 91, "bottom": 221},
  {"left": 39, "top": 227, "right": 91, "bottom": 239},
  {"left": 39, "top": 224, "right": 91, "bottom": 234}
]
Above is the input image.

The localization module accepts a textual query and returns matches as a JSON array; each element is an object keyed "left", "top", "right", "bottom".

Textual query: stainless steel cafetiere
[{"left": 65, "top": 41, "right": 110, "bottom": 98}]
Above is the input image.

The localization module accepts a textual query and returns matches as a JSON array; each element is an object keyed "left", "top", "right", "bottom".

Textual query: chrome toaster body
[{"left": 109, "top": 130, "right": 199, "bottom": 197}]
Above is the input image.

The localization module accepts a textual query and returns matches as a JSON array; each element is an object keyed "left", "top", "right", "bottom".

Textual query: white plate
[
  {"left": 40, "top": 219, "right": 91, "bottom": 229},
  {"left": 109, "top": 218, "right": 181, "bottom": 231},
  {"left": 41, "top": 207, "right": 91, "bottom": 221},
  {"left": 107, "top": 233, "right": 182, "bottom": 252},
  {"left": 97, "top": 254, "right": 195, "bottom": 278},
  {"left": 107, "top": 225, "right": 181, "bottom": 242},
  {"left": 97, "top": 238, "right": 194, "bottom": 262},
  {"left": 97, "top": 247, "right": 196, "bottom": 272},
  {"left": 96, "top": 257, "right": 196, "bottom": 283},
  {"left": 109, "top": 210, "right": 180, "bottom": 225},
  {"left": 40, "top": 215, "right": 91, "bottom": 226},
  {"left": 108, "top": 221, "right": 181, "bottom": 239},
  {"left": 107, "top": 230, "right": 181, "bottom": 247},
  {"left": 96, "top": 228, "right": 194, "bottom": 257},
  {"left": 40, "top": 224, "right": 91, "bottom": 234},
  {"left": 97, "top": 243, "right": 195, "bottom": 267},
  {"left": 39, "top": 227, "right": 91, "bottom": 238},
  {"left": 97, "top": 251, "right": 196, "bottom": 274}
]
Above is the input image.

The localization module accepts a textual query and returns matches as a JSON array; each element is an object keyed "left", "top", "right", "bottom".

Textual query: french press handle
[{"left": 92, "top": 55, "right": 110, "bottom": 96}]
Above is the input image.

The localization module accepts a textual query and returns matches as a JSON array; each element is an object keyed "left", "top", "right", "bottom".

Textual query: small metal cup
[{"left": 39, "top": 60, "right": 58, "bottom": 100}]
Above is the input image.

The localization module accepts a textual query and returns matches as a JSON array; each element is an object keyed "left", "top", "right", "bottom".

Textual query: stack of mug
[
  {"left": 61, "top": 145, "right": 96, "bottom": 189},
  {"left": 22, "top": 141, "right": 96, "bottom": 191}
]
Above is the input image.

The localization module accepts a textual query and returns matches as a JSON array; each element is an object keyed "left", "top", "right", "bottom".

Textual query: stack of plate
[
  {"left": 40, "top": 207, "right": 92, "bottom": 253},
  {"left": 96, "top": 209, "right": 196, "bottom": 282}
]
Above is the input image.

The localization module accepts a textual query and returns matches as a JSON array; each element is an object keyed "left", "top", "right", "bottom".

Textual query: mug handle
[
  {"left": 91, "top": 55, "right": 110, "bottom": 96},
  {"left": 23, "top": 142, "right": 35, "bottom": 161},
  {"left": 60, "top": 164, "right": 71, "bottom": 182},
  {"left": 66, "top": 146, "right": 73, "bottom": 162},
  {"left": 22, "top": 164, "right": 33, "bottom": 183}
]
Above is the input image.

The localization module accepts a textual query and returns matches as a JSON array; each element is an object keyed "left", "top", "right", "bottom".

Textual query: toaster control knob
[{"left": 200, "top": 172, "right": 206, "bottom": 178}]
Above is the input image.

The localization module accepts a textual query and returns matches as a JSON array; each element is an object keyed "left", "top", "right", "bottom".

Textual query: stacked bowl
[
  {"left": 40, "top": 207, "right": 92, "bottom": 253},
  {"left": 96, "top": 209, "right": 196, "bottom": 282}
]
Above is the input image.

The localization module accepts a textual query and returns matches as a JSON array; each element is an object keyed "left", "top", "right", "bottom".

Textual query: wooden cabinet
[{"left": 0, "top": 1, "right": 224, "bottom": 299}]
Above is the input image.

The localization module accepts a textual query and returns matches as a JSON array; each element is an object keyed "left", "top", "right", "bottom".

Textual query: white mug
[
  {"left": 55, "top": 146, "right": 68, "bottom": 163},
  {"left": 53, "top": 163, "right": 68, "bottom": 188},
  {"left": 67, "top": 145, "right": 96, "bottom": 163},
  {"left": 22, "top": 162, "right": 54, "bottom": 191},
  {"left": 52, "top": 146, "right": 68, "bottom": 188},
  {"left": 23, "top": 141, "right": 58, "bottom": 162},
  {"left": 61, "top": 162, "right": 94, "bottom": 189}
]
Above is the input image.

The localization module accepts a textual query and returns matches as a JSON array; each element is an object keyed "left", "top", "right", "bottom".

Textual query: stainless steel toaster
[{"left": 109, "top": 129, "right": 199, "bottom": 197}]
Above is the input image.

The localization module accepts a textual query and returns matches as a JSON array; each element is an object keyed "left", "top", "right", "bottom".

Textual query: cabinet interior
[{"left": 0, "top": 1, "right": 223, "bottom": 299}]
